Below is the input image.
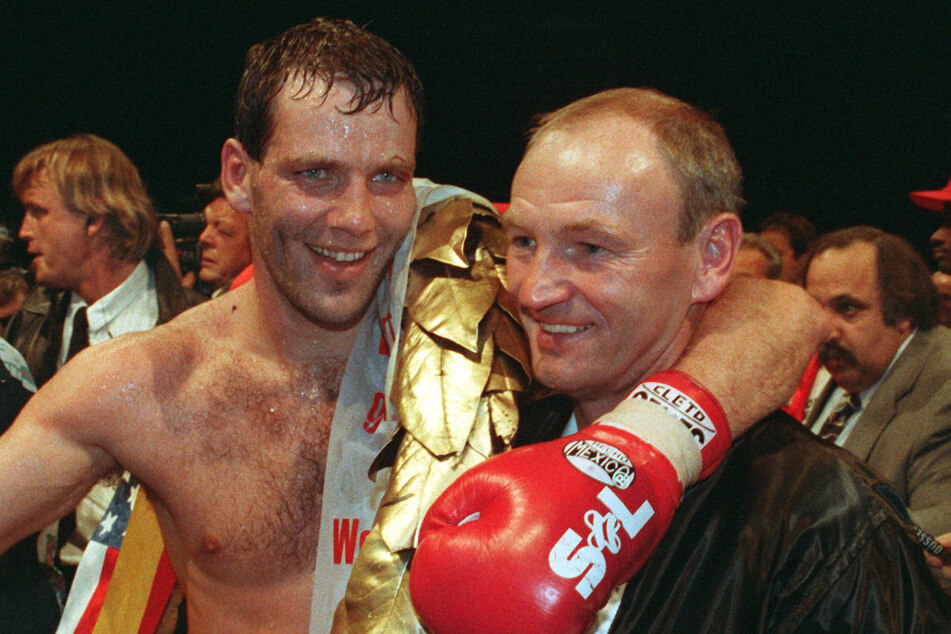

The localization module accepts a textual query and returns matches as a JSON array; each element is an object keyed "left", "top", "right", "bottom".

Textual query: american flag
[{"left": 57, "top": 473, "right": 176, "bottom": 634}]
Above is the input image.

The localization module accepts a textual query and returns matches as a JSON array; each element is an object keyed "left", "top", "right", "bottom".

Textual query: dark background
[{"left": 1, "top": 1, "right": 948, "bottom": 263}]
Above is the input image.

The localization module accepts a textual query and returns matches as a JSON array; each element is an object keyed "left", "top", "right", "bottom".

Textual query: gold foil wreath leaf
[
  {"left": 484, "top": 301, "right": 532, "bottom": 381},
  {"left": 398, "top": 227, "right": 511, "bottom": 456},
  {"left": 377, "top": 426, "right": 486, "bottom": 550},
  {"left": 338, "top": 194, "right": 528, "bottom": 633},
  {"left": 408, "top": 235, "right": 502, "bottom": 347},
  {"left": 469, "top": 203, "right": 510, "bottom": 258},
  {"left": 408, "top": 264, "right": 497, "bottom": 355},
  {"left": 465, "top": 388, "right": 496, "bottom": 458},
  {"left": 340, "top": 429, "right": 486, "bottom": 634},
  {"left": 342, "top": 383, "right": 509, "bottom": 632},
  {"left": 411, "top": 198, "right": 480, "bottom": 268},
  {"left": 412, "top": 199, "right": 507, "bottom": 279},
  {"left": 394, "top": 318, "right": 492, "bottom": 457},
  {"left": 485, "top": 362, "right": 522, "bottom": 447},
  {"left": 333, "top": 526, "right": 416, "bottom": 634}
]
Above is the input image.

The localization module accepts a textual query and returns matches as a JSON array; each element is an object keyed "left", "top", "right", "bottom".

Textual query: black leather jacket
[
  {"left": 516, "top": 396, "right": 951, "bottom": 633},
  {"left": 0, "top": 348, "right": 59, "bottom": 632},
  {"left": 4, "top": 249, "right": 205, "bottom": 389}
]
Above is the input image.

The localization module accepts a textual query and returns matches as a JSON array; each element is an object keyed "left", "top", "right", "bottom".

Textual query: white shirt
[
  {"left": 52, "top": 259, "right": 159, "bottom": 565},
  {"left": 58, "top": 260, "right": 159, "bottom": 369}
]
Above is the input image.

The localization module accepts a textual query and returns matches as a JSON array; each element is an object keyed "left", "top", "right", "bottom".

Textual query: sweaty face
[
  {"left": 806, "top": 241, "right": 911, "bottom": 394},
  {"left": 243, "top": 80, "right": 417, "bottom": 328},
  {"left": 18, "top": 172, "right": 92, "bottom": 290},
  {"left": 199, "top": 197, "right": 252, "bottom": 290},
  {"left": 505, "top": 116, "right": 701, "bottom": 422},
  {"left": 930, "top": 216, "right": 951, "bottom": 273}
]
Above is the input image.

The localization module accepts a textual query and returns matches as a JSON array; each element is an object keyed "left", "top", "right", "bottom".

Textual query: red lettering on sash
[
  {"left": 364, "top": 392, "right": 387, "bottom": 433},
  {"left": 378, "top": 311, "right": 396, "bottom": 355},
  {"left": 332, "top": 519, "right": 374, "bottom": 564},
  {"left": 333, "top": 518, "right": 361, "bottom": 564}
]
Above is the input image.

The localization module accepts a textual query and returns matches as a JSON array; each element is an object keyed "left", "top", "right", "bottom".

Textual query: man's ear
[
  {"left": 84, "top": 214, "right": 105, "bottom": 239},
  {"left": 895, "top": 316, "right": 914, "bottom": 337},
  {"left": 691, "top": 212, "right": 742, "bottom": 303},
  {"left": 220, "top": 138, "right": 253, "bottom": 214}
]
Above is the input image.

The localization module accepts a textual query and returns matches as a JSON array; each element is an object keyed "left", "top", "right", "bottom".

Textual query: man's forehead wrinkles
[
  {"left": 506, "top": 199, "right": 622, "bottom": 229},
  {"left": 512, "top": 195, "right": 613, "bottom": 212}
]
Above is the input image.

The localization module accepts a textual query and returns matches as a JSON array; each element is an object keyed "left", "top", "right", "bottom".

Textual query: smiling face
[
  {"left": 226, "top": 78, "right": 417, "bottom": 330},
  {"left": 806, "top": 241, "right": 911, "bottom": 394},
  {"left": 505, "top": 115, "right": 705, "bottom": 422}
]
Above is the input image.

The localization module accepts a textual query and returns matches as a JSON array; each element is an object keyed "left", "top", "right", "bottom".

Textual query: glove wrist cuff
[
  {"left": 596, "top": 400, "right": 701, "bottom": 487},
  {"left": 625, "top": 369, "right": 731, "bottom": 481}
]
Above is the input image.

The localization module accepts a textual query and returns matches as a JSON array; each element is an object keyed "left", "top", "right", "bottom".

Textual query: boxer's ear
[
  {"left": 691, "top": 213, "right": 741, "bottom": 303},
  {"left": 220, "top": 138, "right": 254, "bottom": 215}
]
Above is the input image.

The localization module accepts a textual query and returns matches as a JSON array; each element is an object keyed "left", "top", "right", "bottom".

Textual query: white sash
[{"left": 309, "top": 179, "right": 491, "bottom": 631}]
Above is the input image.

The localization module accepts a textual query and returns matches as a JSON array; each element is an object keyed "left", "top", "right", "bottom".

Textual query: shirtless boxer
[
  {"left": 0, "top": 19, "right": 826, "bottom": 633},
  {"left": 0, "top": 18, "right": 424, "bottom": 631}
]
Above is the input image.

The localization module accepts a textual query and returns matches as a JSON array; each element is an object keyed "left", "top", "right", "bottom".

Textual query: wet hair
[
  {"left": 807, "top": 226, "right": 939, "bottom": 330},
  {"left": 760, "top": 211, "right": 818, "bottom": 258},
  {"left": 12, "top": 134, "right": 155, "bottom": 262},
  {"left": 527, "top": 87, "right": 744, "bottom": 242},
  {"left": 235, "top": 17, "right": 424, "bottom": 161}
]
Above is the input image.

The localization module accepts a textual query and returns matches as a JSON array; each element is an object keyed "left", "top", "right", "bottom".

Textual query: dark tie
[
  {"left": 54, "top": 306, "right": 90, "bottom": 586},
  {"left": 817, "top": 392, "right": 861, "bottom": 443},
  {"left": 65, "top": 307, "right": 89, "bottom": 361}
]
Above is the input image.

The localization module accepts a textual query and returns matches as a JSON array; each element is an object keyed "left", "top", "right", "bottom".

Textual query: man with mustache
[{"left": 803, "top": 226, "right": 951, "bottom": 588}]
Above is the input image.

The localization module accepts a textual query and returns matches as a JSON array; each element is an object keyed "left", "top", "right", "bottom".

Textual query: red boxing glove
[
  {"left": 626, "top": 369, "right": 731, "bottom": 479},
  {"left": 410, "top": 384, "right": 721, "bottom": 633}
]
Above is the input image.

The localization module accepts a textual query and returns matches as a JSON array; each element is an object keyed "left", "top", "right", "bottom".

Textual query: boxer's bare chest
[{"left": 148, "top": 348, "right": 346, "bottom": 581}]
